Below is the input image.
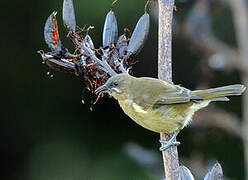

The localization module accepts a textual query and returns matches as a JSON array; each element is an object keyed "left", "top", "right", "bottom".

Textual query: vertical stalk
[
  {"left": 243, "top": 75, "right": 248, "bottom": 180},
  {"left": 228, "top": 0, "right": 248, "bottom": 178},
  {"left": 158, "top": 0, "right": 180, "bottom": 179}
]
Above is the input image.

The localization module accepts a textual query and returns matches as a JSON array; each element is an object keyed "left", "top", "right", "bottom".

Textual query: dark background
[{"left": 0, "top": 0, "right": 245, "bottom": 179}]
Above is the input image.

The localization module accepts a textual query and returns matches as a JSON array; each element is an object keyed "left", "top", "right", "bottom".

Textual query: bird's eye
[{"left": 113, "top": 82, "right": 119, "bottom": 86}]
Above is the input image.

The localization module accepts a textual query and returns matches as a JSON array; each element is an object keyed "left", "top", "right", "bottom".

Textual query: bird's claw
[
  {"left": 159, "top": 140, "right": 180, "bottom": 151},
  {"left": 159, "top": 130, "right": 181, "bottom": 151}
]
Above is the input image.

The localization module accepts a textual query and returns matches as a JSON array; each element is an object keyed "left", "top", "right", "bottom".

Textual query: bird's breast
[
  {"left": 118, "top": 98, "right": 183, "bottom": 133},
  {"left": 118, "top": 99, "right": 147, "bottom": 123},
  {"left": 119, "top": 99, "right": 147, "bottom": 118}
]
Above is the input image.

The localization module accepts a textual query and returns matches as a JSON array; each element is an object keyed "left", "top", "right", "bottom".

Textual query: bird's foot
[
  {"left": 159, "top": 130, "right": 180, "bottom": 151},
  {"left": 159, "top": 140, "right": 180, "bottom": 151}
]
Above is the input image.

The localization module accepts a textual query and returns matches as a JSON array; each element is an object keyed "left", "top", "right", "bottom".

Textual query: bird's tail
[{"left": 193, "top": 84, "right": 246, "bottom": 102}]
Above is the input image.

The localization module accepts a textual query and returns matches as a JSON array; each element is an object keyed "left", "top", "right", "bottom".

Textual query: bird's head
[{"left": 95, "top": 73, "right": 133, "bottom": 99}]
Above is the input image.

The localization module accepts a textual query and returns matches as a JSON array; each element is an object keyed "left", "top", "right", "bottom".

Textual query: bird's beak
[{"left": 95, "top": 84, "right": 108, "bottom": 94}]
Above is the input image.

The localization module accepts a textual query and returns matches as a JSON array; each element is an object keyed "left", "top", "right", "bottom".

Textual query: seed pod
[
  {"left": 179, "top": 165, "right": 195, "bottom": 180},
  {"left": 127, "top": 12, "right": 150, "bottom": 56},
  {"left": 102, "top": 10, "right": 118, "bottom": 47},
  {"left": 204, "top": 162, "right": 223, "bottom": 180},
  {"left": 116, "top": 34, "right": 128, "bottom": 58},
  {"left": 44, "top": 12, "right": 62, "bottom": 51},
  {"left": 46, "top": 58, "right": 76, "bottom": 73},
  {"left": 38, "top": 50, "right": 78, "bottom": 75},
  {"left": 63, "top": 0, "right": 76, "bottom": 31}
]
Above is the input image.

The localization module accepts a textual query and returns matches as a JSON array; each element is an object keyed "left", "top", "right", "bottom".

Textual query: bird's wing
[
  {"left": 154, "top": 85, "right": 202, "bottom": 105},
  {"left": 131, "top": 78, "right": 202, "bottom": 107}
]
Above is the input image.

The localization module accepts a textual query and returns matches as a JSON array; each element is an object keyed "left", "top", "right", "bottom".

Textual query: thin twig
[
  {"left": 81, "top": 43, "right": 117, "bottom": 76},
  {"left": 227, "top": 0, "right": 248, "bottom": 178},
  {"left": 158, "top": 0, "right": 180, "bottom": 179}
]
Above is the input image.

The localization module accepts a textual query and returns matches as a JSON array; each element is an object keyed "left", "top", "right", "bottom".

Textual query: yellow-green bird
[{"left": 95, "top": 73, "right": 246, "bottom": 150}]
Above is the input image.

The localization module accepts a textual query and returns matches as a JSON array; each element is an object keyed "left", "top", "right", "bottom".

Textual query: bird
[{"left": 95, "top": 73, "right": 246, "bottom": 150}]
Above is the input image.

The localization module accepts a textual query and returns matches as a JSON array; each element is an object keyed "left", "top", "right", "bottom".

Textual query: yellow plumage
[{"left": 95, "top": 74, "right": 246, "bottom": 133}]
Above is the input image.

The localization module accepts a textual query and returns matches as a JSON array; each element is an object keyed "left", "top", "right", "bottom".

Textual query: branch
[
  {"left": 227, "top": 0, "right": 248, "bottom": 179},
  {"left": 158, "top": 0, "right": 180, "bottom": 179},
  {"left": 158, "top": 0, "right": 173, "bottom": 82},
  {"left": 181, "top": 0, "right": 244, "bottom": 72},
  {"left": 193, "top": 106, "right": 243, "bottom": 139},
  {"left": 80, "top": 42, "right": 117, "bottom": 76}
]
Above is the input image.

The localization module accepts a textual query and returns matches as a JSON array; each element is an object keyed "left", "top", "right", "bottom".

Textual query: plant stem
[
  {"left": 228, "top": 0, "right": 248, "bottom": 178},
  {"left": 158, "top": 0, "right": 180, "bottom": 179}
]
